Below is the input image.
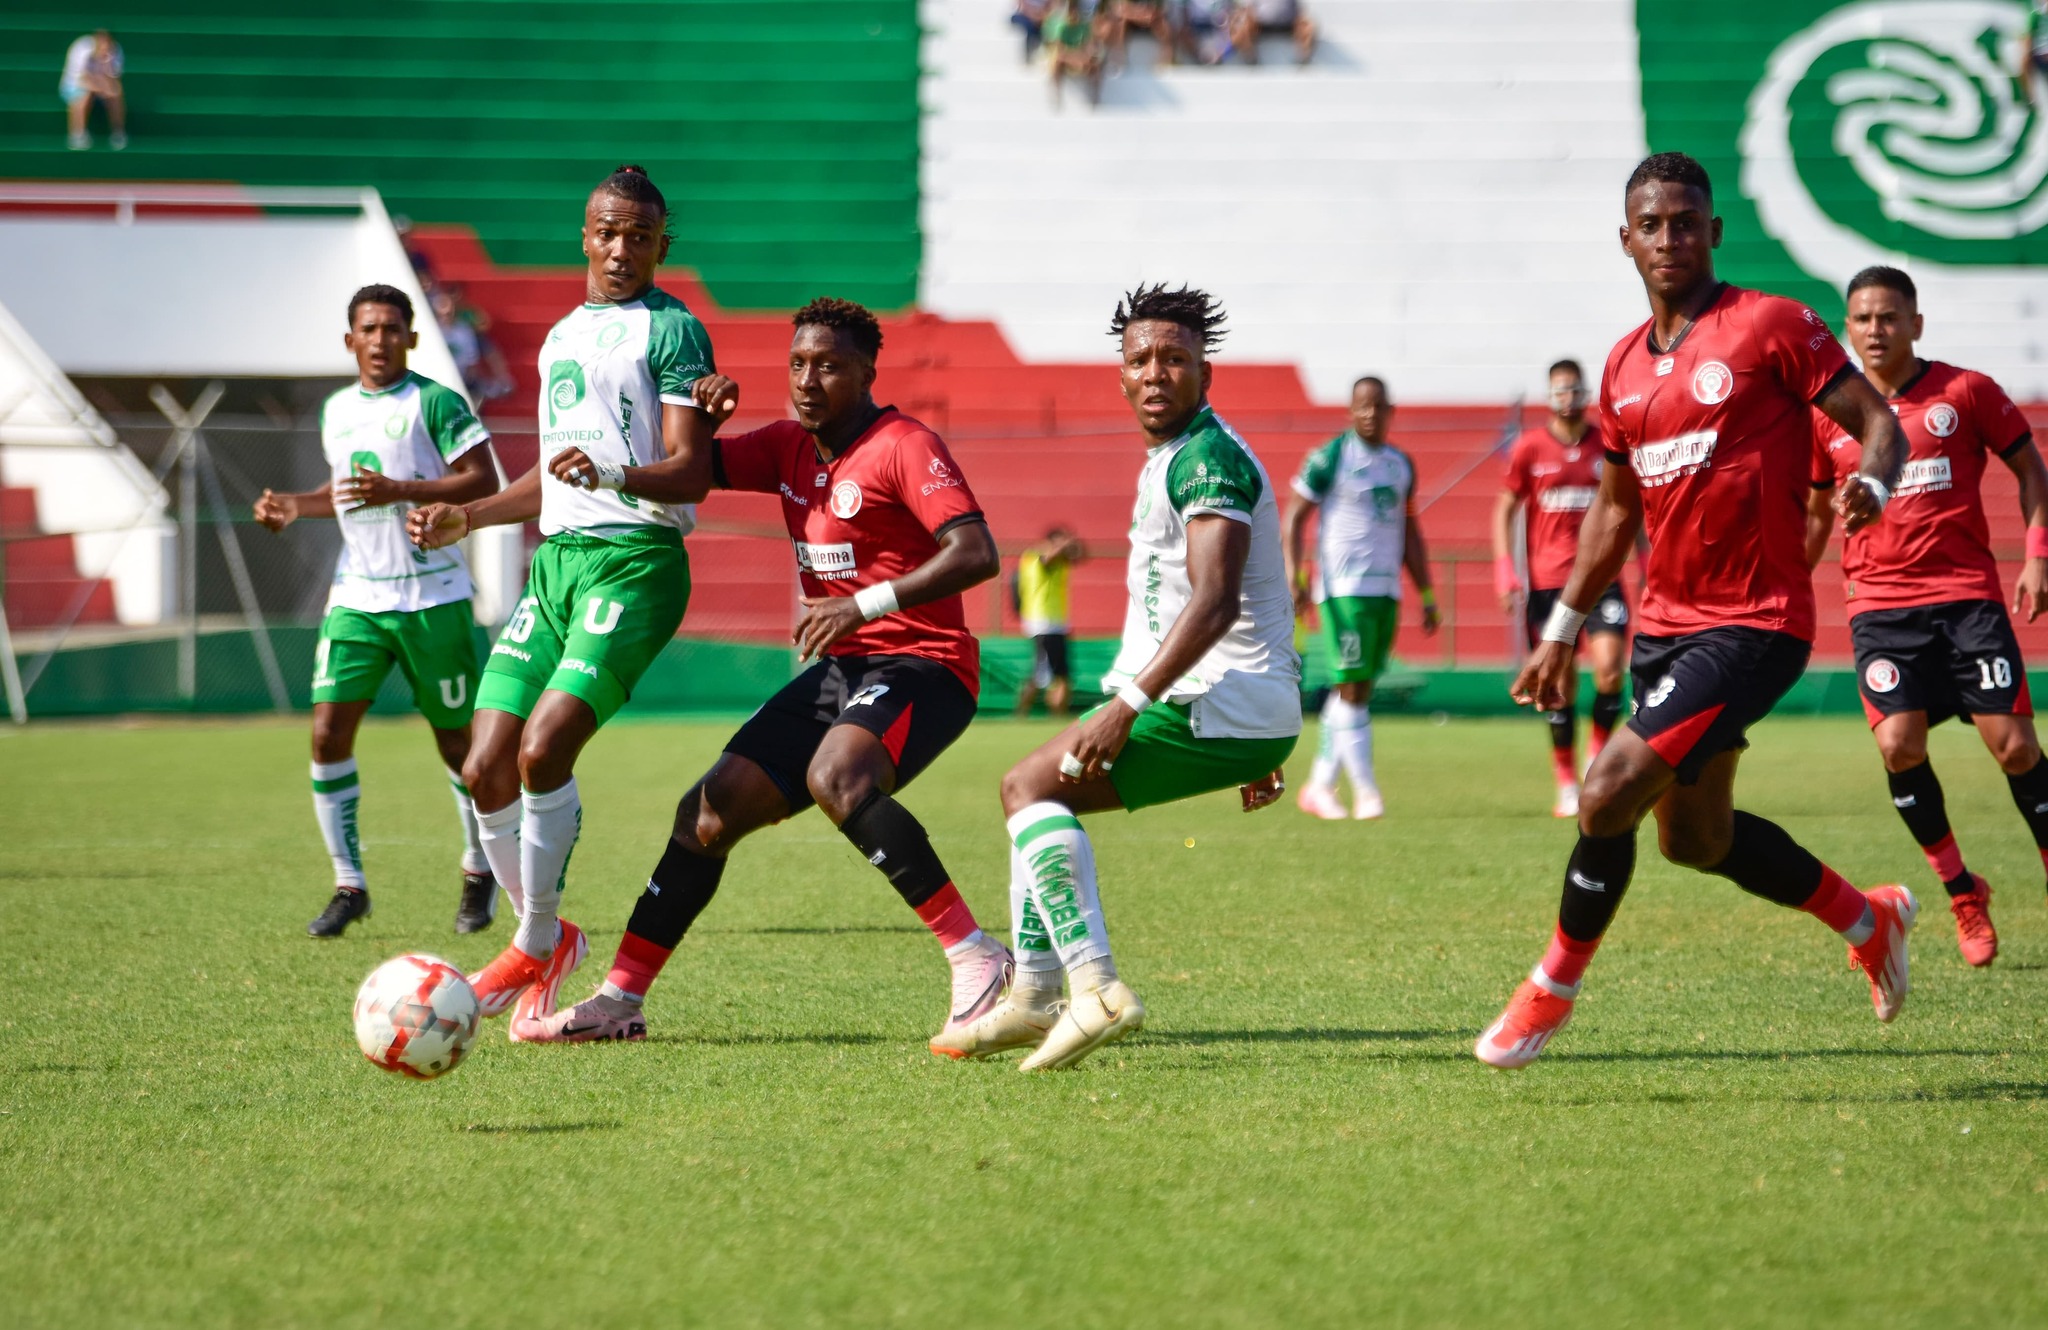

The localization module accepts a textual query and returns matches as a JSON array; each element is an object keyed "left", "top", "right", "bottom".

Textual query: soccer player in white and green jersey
[
  {"left": 934, "top": 284, "right": 1301, "bottom": 1070},
  {"left": 254, "top": 284, "right": 501, "bottom": 938},
  {"left": 409, "top": 166, "right": 718, "bottom": 1033},
  {"left": 1283, "top": 376, "right": 1438, "bottom": 820}
]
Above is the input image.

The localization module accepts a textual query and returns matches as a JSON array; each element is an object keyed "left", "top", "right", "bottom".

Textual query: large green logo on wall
[{"left": 1641, "top": 0, "right": 2048, "bottom": 317}]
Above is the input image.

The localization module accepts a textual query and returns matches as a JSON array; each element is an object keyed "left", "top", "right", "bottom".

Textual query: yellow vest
[{"left": 1017, "top": 551, "right": 1069, "bottom": 632}]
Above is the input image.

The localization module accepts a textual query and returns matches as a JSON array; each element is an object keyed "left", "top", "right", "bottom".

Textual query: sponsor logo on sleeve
[
  {"left": 1691, "top": 361, "right": 1734, "bottom": 405},
  {"left": 1631, "top": 430, "right": 1720, "bottom": 486},
  {"left": 830, "top": 481, "right": 863, "bottom": 519},
  {"left": 1864, "top": 658, "right": 1901, "bottom": 694},
  {"left": 1924, "top": 403, "right": 1959, "bottom": 437}
]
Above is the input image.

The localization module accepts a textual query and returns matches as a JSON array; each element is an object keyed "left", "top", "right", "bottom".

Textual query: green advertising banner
[{"left": 1640, "top": 0, "right": 2048, "bottom": 321}]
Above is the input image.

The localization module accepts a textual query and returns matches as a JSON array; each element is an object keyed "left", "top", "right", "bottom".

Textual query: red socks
[
  {"left": 1538, "top": 926, "right": 1599, "bottom": 994},
  {"left": 914, "top": 883, "right": 980, "bottom": 950},
  {"left": 1551, "top": 748, "right": 1578, "bottom": 787},
  {"left": 606, "top": 931, "right": 674, "bottom": 1000},
  {"left": 1921, "top": 833, "right": 1966, "bottom": 884},
  {"left": 1799, "top": 866, "right": 1867, "bottom": 935}
]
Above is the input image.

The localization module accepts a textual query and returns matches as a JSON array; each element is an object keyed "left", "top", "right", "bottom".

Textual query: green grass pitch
[{"left": 4, "top": 711, "right": 2048, "bottom": 1327}]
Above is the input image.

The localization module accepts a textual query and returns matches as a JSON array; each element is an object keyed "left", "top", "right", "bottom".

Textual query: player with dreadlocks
[
  {"left": 517, "top": 297, "right": 1013, "bottom": 1049},
  {"left": 935, "top": 283, "right": 1301, "bottom": 1071},
  {"left": 409, "top": 165, "right": 719, "bottom": 1038}
]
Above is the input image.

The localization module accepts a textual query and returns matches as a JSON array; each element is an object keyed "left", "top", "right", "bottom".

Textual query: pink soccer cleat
[
  {"left": 930, "top": 936, "right": 1013, "bottom": 1058},
  {"left": 1475, "top": 977, "right": 1575, "bottom": 1069},
  {"left": 1297, "top": 785, "right": 1347, "bottom": 820},
  {"left": 1949, "top": 875, "right": 1997, "bottom": 969},
  {"left": 513, "top": 990, "right": 648, "bottom": 1043}
]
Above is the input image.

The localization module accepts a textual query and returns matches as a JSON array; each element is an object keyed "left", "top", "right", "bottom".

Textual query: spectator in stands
[
  {"left": 1103, "top": 0, "right": 1178, "bottom": 70},
  {"left": 1229, "top": 0, "right": 1317, "bottom": 66},
  {"left": 60, "top": 29, "right": 125, "bottom": 151},
  {"left": 432, "top": 286, "right": 515, "bottom": 404},
  {"left": 1178, "top": 0, "right": 1236, "bottom": 65},
  {"left": 1013, "top": 526, "right": 1087, "bottom": 716},
  {"left": 1045, "top": 0, "right": 1107, "bottom": 109},
  {"left": 1012, "top": 0, "right": 1053, "bottom": 61}
]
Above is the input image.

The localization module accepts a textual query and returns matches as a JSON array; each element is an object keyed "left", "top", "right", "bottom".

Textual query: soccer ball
[{"left": 353, "top": 954, "right": 481, "bottom": 1079}]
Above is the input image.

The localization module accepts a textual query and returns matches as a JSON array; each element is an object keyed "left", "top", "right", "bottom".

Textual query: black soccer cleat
[
  {"left": 307, "top": 888, "right": 371, "bottom": 938},
  {"left": 454, "top": 871, "right": 498, "bottom": 934}
]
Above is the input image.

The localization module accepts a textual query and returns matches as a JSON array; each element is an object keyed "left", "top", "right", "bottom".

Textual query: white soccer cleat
[
  {"left": 1553, "top": 783, "right": 1580, "bottom": 819},
  {"left": 928, "top": 935, "right": 1013, "bottom": 1056},
  {"left": 1352, "top": 788, "right": 1385, "bottom": 820},
  {"left": 931, "top": 994, "right": 1061, "bottom": 1059},
  {"left": 1296, "top": 784, "right": 1347, "bottom": 820},
  {"left": 1019, "top": 980, "right": 1145, "bottom": 1071}
]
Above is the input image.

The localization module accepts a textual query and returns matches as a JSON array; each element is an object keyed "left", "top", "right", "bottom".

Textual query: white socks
[
  {"left": 1009, "top": 842, "right": 1064, "bottom": 1008},
  {"left": 514, "top": 778, "right": 581, "bottom": 959},
  {"left": 474, "top": 800, "right": 524, "bottom": 921},
  {"left": 1324, "top": 695, "right": 1376, "bottom": 794},
  {"left": 311, "top": 759, "right": 365, "bottom": 891},
  {"left": 1007, "top": 800, "right": 1114, "bottom": 989},
  {"left": 1308, "top": 711, "right": 1341, "bottom": 792},
  {"left": 447, "top": 768, "right": 489, "bottom": 876}
]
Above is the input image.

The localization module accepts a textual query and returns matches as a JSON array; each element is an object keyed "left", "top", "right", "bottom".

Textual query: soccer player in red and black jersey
[
  {"left": 519, "top": 298, "right": 1012, "bottom": 1049},
  {"left": 1474, "top": 153, "right": 1915, "bottom": 1069},
  {"left": 1805, "top": 266, "right": 2048, "bottom": 968},
  {"left": 1494, "top": 358, "right": 1630, "bottom": 818}
]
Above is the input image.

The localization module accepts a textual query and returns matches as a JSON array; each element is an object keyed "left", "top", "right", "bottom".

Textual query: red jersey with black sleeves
[
  {"left": 714, "top": 407, "right": 985, "bottom": 693},
  {"left": 1503, "top": 423, "right": 1608, "bottom": 591},
  {"left": 1596, "top": 285, "right": 1853, "bottom": 642},
  {"left": 1809, "top": 361, "right": 2031, "bottom": 616}
]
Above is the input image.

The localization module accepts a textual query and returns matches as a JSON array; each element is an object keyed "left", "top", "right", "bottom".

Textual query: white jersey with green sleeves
[
  {"left": 320, "top": 370, "right": 489, "bottom": 614},
  {"left": 1292, "top": 432, "right": 1415, "bottom": 601},
  {"left": 537, "top": 287, "right": 715, "bottom": 538},
  {"left": 1104, "top": 406, "right": 1302, "bottom": 740}
]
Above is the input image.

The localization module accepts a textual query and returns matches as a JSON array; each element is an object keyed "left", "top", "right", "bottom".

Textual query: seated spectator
[
  {"left": 1230, "top": 0, "right": 1317, "bottom": 65},
  {"left": 1045, "top": 0, "right": 1106, "bottom": 109},
  {"left": 1011, "top": 0, "right": 1053, "bottom": 62},
  {"left": 1103, "top": 0, "right": 1177, "bottom": 70},
  {"left": 1178, "top": 0, "right": 1236, "bottom": 65},
  {"left": 60, "top": 29, "right": 125, "bottom": 151}
]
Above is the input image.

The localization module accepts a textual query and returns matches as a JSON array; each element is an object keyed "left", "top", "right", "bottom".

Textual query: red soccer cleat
[
  {"left": 508, "top": 919, "right": 588, "bottom": 1042},
  {"left": 1949, "top": 875, "right": 1997, "bottom": 969},
  {"left": 1847, "top": 884, "right": 1918, "bottom": 1023},
  {"left": 468, "top": 944, "right": 545, "bottom": 1019},
  {"left": 1474, "top": 976, "right": 1575, "bottom": 1069}
]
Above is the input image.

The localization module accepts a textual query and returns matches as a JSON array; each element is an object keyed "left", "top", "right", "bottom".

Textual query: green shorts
[
  {"left": 1104, "top": 701, "right": 1299, "bottom": 812},
  {"left": 476, "top": 527, "right": 690, "bottom": 726},
  {"left": 312, "top": 600, "right": 480, "bottom": 729},
  {"left": 1320, "top": 595, "right": 1399, "bottom": 684}
]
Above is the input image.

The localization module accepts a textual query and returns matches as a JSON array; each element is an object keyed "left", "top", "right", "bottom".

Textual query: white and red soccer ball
[{"left": 353, "top": 954, "right": 480, "bottom": 1079}]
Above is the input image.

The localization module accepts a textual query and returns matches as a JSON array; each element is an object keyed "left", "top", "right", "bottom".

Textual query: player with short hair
[
  {"left": 255, "top": 284, "right": 500, "bottom": 938},
  {"left": 1284, "top": 375, "right": 1438, "bottom": 820},
  {"left": 517, "top": 298, "right": 1008, "bottom": 1046},
  {"left": 1014, "top": 525, "right": 1085, "bottom": 716},
  {"left": 1476, "top": 153, "right": 1915, "bottom": 1068},
  {"left": 408, "top": 165, "right": 718, "bottom": 1034},
  {"left": 935, "top": 284, "right": 1300, "bottom": 1070},
  {"left": 1806, "top": 265, "right": 2048, "bottom": 967},
  {"left": 1495, "top": 358, "right": 1630, "bottom": 818}
]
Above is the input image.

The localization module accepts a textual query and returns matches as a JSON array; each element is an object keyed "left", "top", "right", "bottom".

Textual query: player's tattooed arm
[
  {"left": 1816, "top": 373, "right": 1906, "bottom": 533},
  {"left": 2000, "top": 438, "right": 2048, "bottom": 622},
  {"left": 254, "top": 482, "right": 334, "bottom": 531},
  {"left": 1511, "top": 459, "right": 1642, "bottom": 712},
  {"left": 792, "top": 518, "right": 1000, "bottom": 661},
  {"left": 409, "top": 462, "right": 542, "bottom": 549},
  {"left": 549, "top": 375, "right": 737, "bottom": 503}
]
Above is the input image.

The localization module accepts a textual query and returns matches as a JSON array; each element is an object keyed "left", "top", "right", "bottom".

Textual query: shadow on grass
[
  {"left": 704, "top": 925, "right": 925, "bottom": 936},
  {"left": 1153, "top": 1027, "right": 1459, "bottom": 1046},
  {"left": 1817, "top": 1081, "right": 2048, "bottom": 1104},
  {"left": 1552, "top": 1046, "right": 2015, "bottom": 1064},
  {"left": 642, "top": 1032, "right": 894, "bottom": 1047},
  {"left": 460, "top": 1120, "right": 621, "bottom": 1135},
  {"left": 16, "top": 1063, "right": 100, "bottom": 1074}
]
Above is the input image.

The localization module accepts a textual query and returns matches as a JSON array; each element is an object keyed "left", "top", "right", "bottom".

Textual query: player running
[
  {"left": 1494, "top": 359, "right": 1630, "bottom": 818},
  {"left": 935, "top": 284, "right": 1301, "bottom": 1070},
  {"left": 1284, "top": 375, "right": 1438, "bottom": 820},
  {"left": 254, "top": 284, "right": 500, "bottom": 938},
  {"left": 1475, "top": 153, "right": 1913, "bottom": 1069},
  {"left": 514, "top": 299, "right": 1011, "bottom": 1048},
  {"left": 1806, "top": 266, "right": 2048, "bottom": 967},
  {"left": 407, "top": 166, "right": 716, "bottom": 1036}
]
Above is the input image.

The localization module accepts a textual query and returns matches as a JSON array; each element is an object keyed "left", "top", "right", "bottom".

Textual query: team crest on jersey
[
  {"left": 831, "top": 480, "right": 863, "bottom": 519},
  {"left": 1864, "top": 659, "right": 1901, "bottom": 694},
  {"left": 1924, "top": 403, "right": 1959, "bottom": 438},
  {"left": 383, "top": 413, "right": 407, "bottom": 439},
  {"left": 1691, "top": 361, "right": 1734, "bottom": 405},
  {"left": 595, "top": 321, "right": 628, "bottom": 350}
]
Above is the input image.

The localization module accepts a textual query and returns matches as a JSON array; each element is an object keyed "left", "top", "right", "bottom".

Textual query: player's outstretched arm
[
  {"left": 409, "top": 462, "right": 541, "bottom": 550},
  {"left": 792, "top": 518, "right": 1001, "bottom": 661},
  {"left": 550, "top": 375, "right": 736, "bottom": 504},
  {"left": 2001, "top": 438, "right": 2048, "bottom": 622},
  {"left": 254, "top": 483, "right": 334, "bottom": 531},
  {"left": 1491, "top": 490, "right": 1523, "bottom": 612},
  {"left": 337, "top": 446, "right": 498, "bottom": 511},
  {"left": 1403, "top": 506, "right": 1439, "bottom": 635},
  {"left": 1511, "top": 460, "right": 1641, "bottom": 711},
  {"left": 1817, "top": 373, "right": 1907, "bottom": 533},
  {"left": 1803, "top": 484, "right": 1836, "bottom": 570},
  {"left": 1064, "top": 514, "right": 1248, "bottom": 782}
]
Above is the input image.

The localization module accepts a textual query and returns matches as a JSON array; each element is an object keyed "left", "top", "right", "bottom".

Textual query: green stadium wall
[{"left": 0, "top": 1, "right": 921, "bottom": 311}]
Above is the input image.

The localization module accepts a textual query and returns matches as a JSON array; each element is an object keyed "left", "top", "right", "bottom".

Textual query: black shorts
[
  {"left": 724, "top": 654, "right": 978, "bottom": 813},
  {"left": 1850, "top": 599, "right": 2032, "bottom": 728},
  {"left": 1525, "top": 582, "right": 1630, "bottom": 652},
  {"left": 1031, "top": 632, "right": 1071, "bottom": 686},
  {"left": 1627, "top": 627, "right": 1810, "bottom": 784}
]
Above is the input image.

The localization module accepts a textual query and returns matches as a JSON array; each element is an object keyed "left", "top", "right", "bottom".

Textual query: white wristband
[
  {"left": 1540, "top": 600, "right": 1589, "bottom": 645},
  {"left": 1857, "top": 475, "right": 1891, "bottom": 510},
  {"left": 1116, "top": 682, "right": 1156, "bottom": 715},
  {"left": 592, "top": 459, "right": 626, "bottom": 492},
  {"left": 853, "top": 581, "right": 899, "bottom": 622}
]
